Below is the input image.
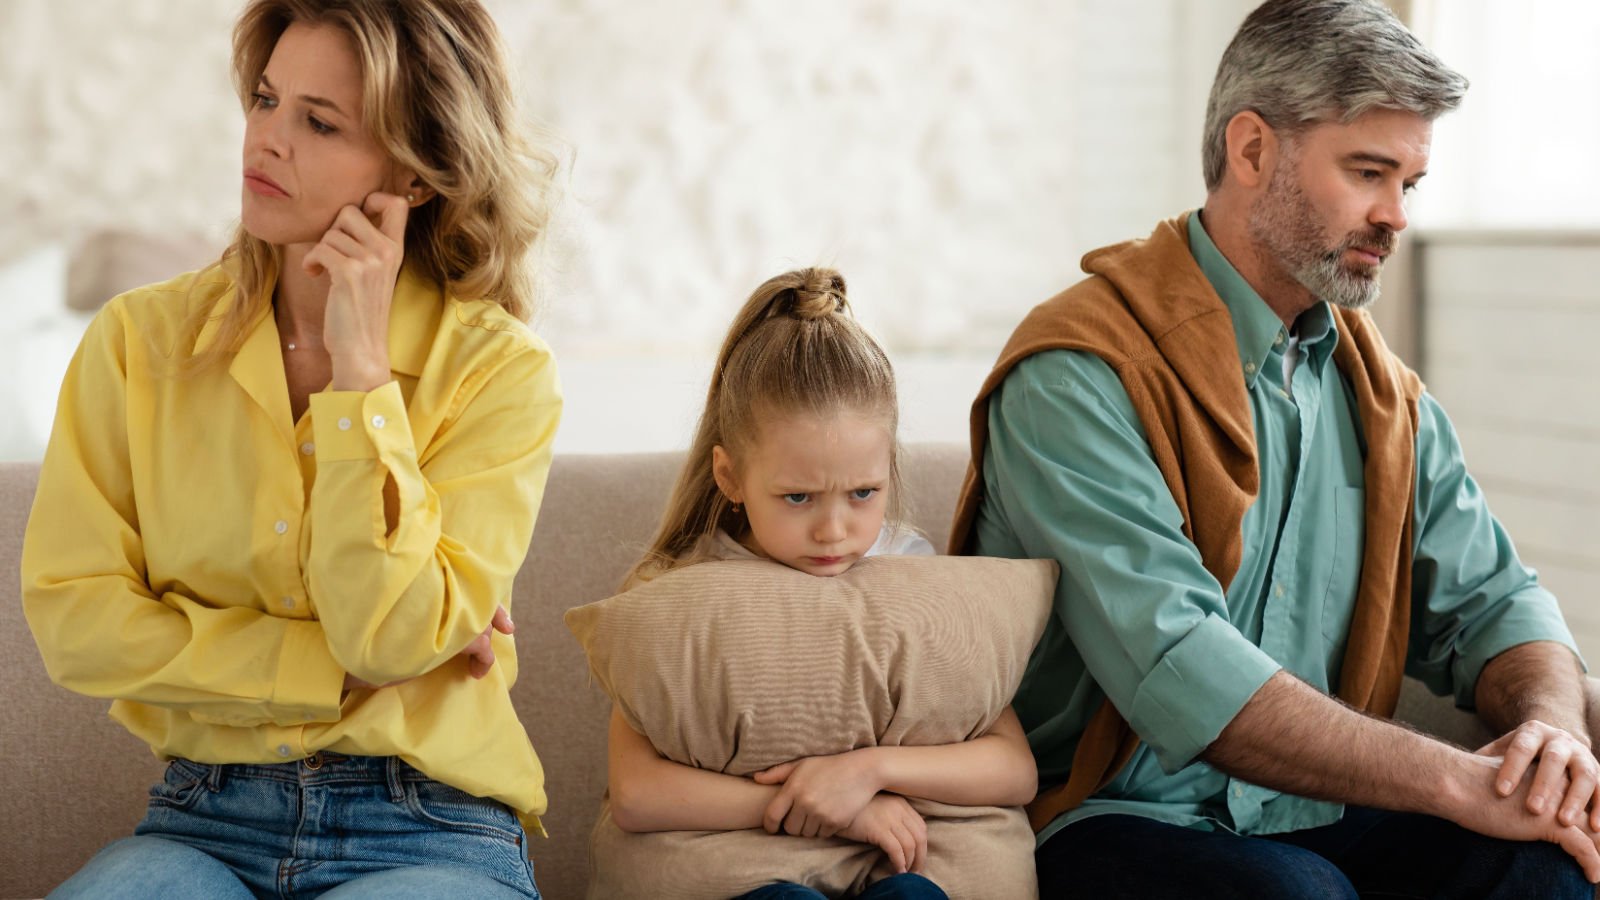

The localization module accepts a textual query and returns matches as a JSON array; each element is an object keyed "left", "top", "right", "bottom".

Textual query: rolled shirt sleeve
[
  {"left": 984, "top": 350, "right": 1281, "bottom": 772},
  {"left": 1406, "top": 392, "right": 1583, "bottom": 706}
]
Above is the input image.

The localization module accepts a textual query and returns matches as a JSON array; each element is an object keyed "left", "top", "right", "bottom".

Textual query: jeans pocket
[
  {"left": 147, "top": 759, "right": 210, "bottom": 811},
  {"left": 401, "top": 780, "right": 525, "bottom": 846}
]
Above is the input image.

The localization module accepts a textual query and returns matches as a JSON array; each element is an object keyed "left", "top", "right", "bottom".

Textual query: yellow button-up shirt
[{"left": 21, "top": 264, "right": 562, "bottom": 834}]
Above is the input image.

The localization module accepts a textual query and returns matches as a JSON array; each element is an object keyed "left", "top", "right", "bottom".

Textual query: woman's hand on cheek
[
  {"left": 306, "top": 191, "right": 409, "bottom": 391},
  {"left": 755, "top": 749, "right": 883, "bottom": 839}
]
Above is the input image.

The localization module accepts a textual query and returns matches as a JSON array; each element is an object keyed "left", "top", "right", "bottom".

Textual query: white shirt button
[
  {"left": 277, "top": 744, "right": 292, "bottom": 757},
  {"left": 300, "top": 442, "right": 315, "bottom": 455},
  {"left": 337, "top": 417, "right": 352, "bottom": 431},
  {"left": 281, "top": 596, "right": 295, "bottom": 610},
  {"left": 274, "top": 520, "right": 289, "bottom": 535},
  {"left": 1274, "top": 331, "right": 1285, "bottom": 346},
  {"left": 1232, "top": 785, "right": 1244, "bottom": 798},
  {"left": 370, "top": 415, "right": 386, "bottom": 429},
  {"left": 1244, "top": 361, "right": 1257, "bottom": 374}
]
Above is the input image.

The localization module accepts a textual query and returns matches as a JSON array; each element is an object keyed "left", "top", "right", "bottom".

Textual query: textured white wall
[{"left": 0, "top": 0, "right": 1255, "bottom": 357}]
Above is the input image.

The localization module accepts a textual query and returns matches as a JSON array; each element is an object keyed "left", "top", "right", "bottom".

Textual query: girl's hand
[
  {"left": 343, "top": 604, "right": 513, "bottom": 690},
  {"left": 836, "top": 793, "right": 927, "bottom": 875},
  {"left": 755, "top": 749, "right": 882, "bottom": 838},
  {"left": 304, "top": 191, "right": 409, "bottom": 391}
]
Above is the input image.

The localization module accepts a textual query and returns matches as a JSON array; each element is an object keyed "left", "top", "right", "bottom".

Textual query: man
[{"left": 952, "top": 1, "right": 1599, "bottom": 896}]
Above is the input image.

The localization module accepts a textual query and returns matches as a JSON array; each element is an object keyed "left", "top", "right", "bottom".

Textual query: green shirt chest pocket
[{"left": 1321, "top": 485, "right": 1367, "bottom": 644}]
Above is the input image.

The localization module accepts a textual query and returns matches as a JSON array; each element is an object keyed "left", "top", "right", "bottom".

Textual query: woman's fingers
[
  {"left": 317, "top": 225, "right": 365, "bottom": 261},
  {"left": 491, "top": 604, "right": 515, "bottom": 635},
  {"left": 363, "top": 191, "right": 411, "bottom": 246},
  {"left": 302, "top": 243, "right": 342, "bottom": 278}
]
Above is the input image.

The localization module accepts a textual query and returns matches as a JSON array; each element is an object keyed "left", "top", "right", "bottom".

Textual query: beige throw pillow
[{"left": 564, "top": 554, "right": 1057, "bottom": 900}]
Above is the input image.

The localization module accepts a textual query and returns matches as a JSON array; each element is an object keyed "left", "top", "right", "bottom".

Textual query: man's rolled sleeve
[
  {"left": 1130, "top": 612, "right": 1283, "bottom": 772},
  {"left": 986, "top": 351, "right": 1280, "bottom": 774},
  {"left": 1407, "top": 392, "right": 1586, "bottom": 706},
  {"left": 1449, "top": 587, "right": 1580, "bottom": 709}
]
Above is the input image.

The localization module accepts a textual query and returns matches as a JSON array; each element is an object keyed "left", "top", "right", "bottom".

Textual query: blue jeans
[
  {"left": 50, "top": 754, "right": 539, "bottom": 899},
  {"left": 734, "top": 873, "right": 948, "bottom": 899},
  {"left": 1036, "top": 807, "right": 1591, "bottom": 899}
]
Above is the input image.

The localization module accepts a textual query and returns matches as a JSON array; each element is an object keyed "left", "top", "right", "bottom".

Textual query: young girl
[{"left": 610, "top": 268, "right": 1038, "bottom": 900}]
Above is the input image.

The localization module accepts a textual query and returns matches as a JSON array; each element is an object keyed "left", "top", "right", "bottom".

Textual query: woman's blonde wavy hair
[
  {"left": 625, "top": 268, "right": 904, "bottom": 588},
  {"left": 182, "top": 0, "right": 557, "bottom": 370}
]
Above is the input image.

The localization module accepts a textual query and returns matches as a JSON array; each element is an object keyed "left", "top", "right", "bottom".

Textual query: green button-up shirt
[{"left": 973, "top": 211, "right": 1580, "bottom": 846}]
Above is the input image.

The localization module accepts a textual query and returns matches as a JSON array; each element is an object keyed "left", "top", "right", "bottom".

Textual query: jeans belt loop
[
  {"left": 205, "top": 761, "right": 227, "bottom": 792},
  {"left": 385, "top": 755, "right": 406, "bottom": 803}
]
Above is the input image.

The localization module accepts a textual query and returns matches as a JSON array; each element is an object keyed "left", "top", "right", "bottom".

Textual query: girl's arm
[
  {"left": 607, "top": 706, "right": 782, "bottom": 832},
  {"left": 754, "top": 706, "right": 1038, "bottom": 838},
  {"left": 607, "top": 707, "right": 932, "bottom": 873}
]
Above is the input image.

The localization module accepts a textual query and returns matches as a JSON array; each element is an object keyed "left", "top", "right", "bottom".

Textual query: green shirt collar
[{"left": 1185, "top": 211, "right": 1338, "bottom": 388}]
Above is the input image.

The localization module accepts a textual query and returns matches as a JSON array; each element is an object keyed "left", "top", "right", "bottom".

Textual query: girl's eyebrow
[{"left": 259, "top": 74, "right": 349, "bottom": 118}]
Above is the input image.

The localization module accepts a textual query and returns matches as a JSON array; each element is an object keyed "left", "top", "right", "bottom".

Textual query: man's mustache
[{"left": 1331, "top": 226, "right": 1396, "bottom": 260}]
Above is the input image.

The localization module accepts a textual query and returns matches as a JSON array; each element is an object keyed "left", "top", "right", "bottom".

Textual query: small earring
[
  {"left": 731, "top": 502, "right": 743, "bottom": 515},
  {"left": 405, "top": 193, "right": 416, "bottom": 204}
]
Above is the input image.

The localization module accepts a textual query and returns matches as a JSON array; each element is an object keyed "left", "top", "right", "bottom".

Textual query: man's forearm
[
  {"left": 1201, "top": 669, "right": 1600, "bottom": 876},
  {"left": 1203, "top": 671, "right": 1473, "bottom": 818},
  {"left": 1476, "top": 641, "right": 1589, "bottom": 745}
]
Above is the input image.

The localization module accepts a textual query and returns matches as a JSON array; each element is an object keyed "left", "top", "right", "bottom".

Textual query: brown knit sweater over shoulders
[{"left": 950, "top": 214, "right": 1426, "bottom": 831}]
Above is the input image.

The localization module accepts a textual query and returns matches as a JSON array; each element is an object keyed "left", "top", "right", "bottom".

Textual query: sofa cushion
[{"left": 565, "top": 553, "right": 1055, "bottom": 899}]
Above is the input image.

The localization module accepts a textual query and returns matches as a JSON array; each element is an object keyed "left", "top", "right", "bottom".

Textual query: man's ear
[
  {"left": 1223, "top": 110, "right": 1280, "bottom": 191},
  {"left": 711, "top": 445, "right": 741, "bottom": 503}
]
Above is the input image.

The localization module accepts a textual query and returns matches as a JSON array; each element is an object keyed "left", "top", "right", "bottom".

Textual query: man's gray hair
[{"left": 1202, "top": 0, "right": 1469, "bottom": 191}]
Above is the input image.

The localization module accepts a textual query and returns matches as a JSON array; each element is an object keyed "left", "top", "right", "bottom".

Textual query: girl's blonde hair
[
  {"left": 626, "top": 267, "right": 903, "bottom": 587},
  {"left": 181, "top": 0, "right": 557, "bottom": 370}
]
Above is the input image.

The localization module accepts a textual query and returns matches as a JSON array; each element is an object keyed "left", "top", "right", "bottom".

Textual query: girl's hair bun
[{"left": 781, "top": 269, "right": 848, "bottom": 320}]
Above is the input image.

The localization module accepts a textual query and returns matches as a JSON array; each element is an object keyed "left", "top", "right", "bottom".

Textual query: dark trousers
[{"left": 1037, "top": 807, "right": 1591, "bottom": 899}]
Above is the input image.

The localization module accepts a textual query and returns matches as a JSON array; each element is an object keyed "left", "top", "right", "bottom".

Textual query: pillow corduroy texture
[{"left": 564, "top": 554, "right": 1057, "bottom": 899}]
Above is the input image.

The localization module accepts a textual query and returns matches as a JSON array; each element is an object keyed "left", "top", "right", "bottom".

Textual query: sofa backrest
[{"left": 0, "top": 444, "right": 970, "bottom": 899}]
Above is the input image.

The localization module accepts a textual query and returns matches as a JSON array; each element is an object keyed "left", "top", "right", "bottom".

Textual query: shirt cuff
[
  {"left": 1452, "top": 586, "right": 1585, "bottom": 708},
  {"left": 272, "top": 619, "right": 347, "bottom": 724},
  {"left": 1127, "top": 612, "right": 1283, "bottom": 773},
  {"left": 310, "top": 381, "right": 414, "bottom": 463}
]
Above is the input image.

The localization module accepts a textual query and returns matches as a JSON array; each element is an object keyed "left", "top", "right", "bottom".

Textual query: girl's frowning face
[{"left": 713, "top": 409, "right": 892, "bottom": 577}]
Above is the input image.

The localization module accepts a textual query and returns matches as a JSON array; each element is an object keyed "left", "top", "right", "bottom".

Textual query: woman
[{"left": 21, "top": 1, "right": 560, "bottom": 896}]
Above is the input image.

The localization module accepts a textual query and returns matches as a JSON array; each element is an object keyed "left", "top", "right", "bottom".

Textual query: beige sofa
[{"left": 0, "top": 445, "right": 1506, "bottom": 899}]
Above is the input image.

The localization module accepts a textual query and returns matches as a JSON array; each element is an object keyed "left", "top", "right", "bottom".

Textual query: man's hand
[
  {"left": 836, "top": 793, "right": 927, "bottom": 875},
  {"left": 755, "top": 749, "right": 881, "bottom": 839},
  {"left": 1449, "top": 752, "right": 1600, "bottom": 882},
  {"left": 1477, "top": 720, "right": 1600, "bottom": 831},
  {"left": 343, "top": 604, "right": 514, "bottom": 690}
]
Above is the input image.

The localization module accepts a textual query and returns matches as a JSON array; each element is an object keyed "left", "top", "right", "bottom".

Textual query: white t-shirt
[{"left": 702, "top": 523, "right": 936, "bottom": 563}]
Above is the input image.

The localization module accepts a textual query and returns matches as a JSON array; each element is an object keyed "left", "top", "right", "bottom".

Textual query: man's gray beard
[{"left": 1247, "top": 161, "right": 1383, "bottom": 311}]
